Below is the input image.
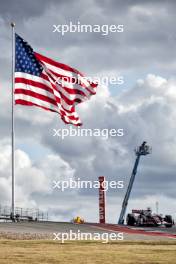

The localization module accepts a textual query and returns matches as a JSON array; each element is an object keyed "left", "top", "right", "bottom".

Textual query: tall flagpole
[{"left": 11, "top": 22, "right": 15, "bottom": 221}]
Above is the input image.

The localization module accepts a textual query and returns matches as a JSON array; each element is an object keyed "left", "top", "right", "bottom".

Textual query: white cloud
[{"left": 0, "top": 142, "right": 75, "bottom": 210}]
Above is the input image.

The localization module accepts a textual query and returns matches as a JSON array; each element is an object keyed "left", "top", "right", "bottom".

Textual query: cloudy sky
[{"left": 0, "top": 0, "right": 176, "bottom": 223}]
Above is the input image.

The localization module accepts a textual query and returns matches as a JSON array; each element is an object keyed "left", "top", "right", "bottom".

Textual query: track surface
[
  {"left": 90, "top": 223, "right": 176, "bottom": 239},
  {"left": 0, "top": 222, "right": 175, "bottom": 240}
]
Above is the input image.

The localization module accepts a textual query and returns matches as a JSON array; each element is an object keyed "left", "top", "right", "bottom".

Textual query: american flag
[{"left": 15, "top": 34, "right": 98, "bottom": 126}]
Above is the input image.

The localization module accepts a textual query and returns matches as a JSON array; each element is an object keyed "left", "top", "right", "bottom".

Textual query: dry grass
[{"left": 0, "top": 240, "right": 175, "bottom": 264}]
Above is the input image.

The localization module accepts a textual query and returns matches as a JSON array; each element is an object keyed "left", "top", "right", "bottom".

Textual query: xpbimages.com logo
[
  {"left": 53, "top": 230, "right": 124, "bottom": 243},
  {"left": 52, "top": 178, "right": 124, "bottom": 192},
  {"left": 53, "top": 21, "right": 124, "bottom": 36},
  {"left": 53, "top": 127, "right": 124, "bottom": 140},
  {"left": 53, "top": 74, "right": 124, "bottom": 87}
]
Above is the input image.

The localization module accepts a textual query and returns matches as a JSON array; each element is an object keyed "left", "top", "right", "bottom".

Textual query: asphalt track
[
  {"left": 0, "top": 221, "right": 175, "bottom": 240},
  {"left": 90, "top": 223, "right": 176, "bottom": 239}
]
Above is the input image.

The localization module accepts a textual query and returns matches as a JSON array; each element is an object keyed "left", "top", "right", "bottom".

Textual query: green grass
[{"left": 0, "top": 240, "right": 175, "bottom": 264}]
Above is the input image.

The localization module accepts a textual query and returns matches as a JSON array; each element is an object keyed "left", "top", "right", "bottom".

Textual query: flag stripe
[
  {"left": 15, "top": 88, "right": 57, "bottom": 105},
  {"left": 15, "top": 72, "right": 79, "bottom": 112},
  {"left": 41, "top": 72, "right": 91, "bottom": 106},
  {"left": 35, "top": 52, "right": 94, "bottom": 81},
  {"left": 15, "top": 95, "right": 80, "bottom": 122},
  {"left": 15, "top": 80, "right": 88, "bottom": 103},
  {"left": 35, "top": 53, "right": 97, "bottom": 91},
  {"left": 15, "top": 77, "right": 54, "bottom": 94},
  {"left": 43, "top": 69, "right": 96, "bottom": 95},
  {"left": 15, "top": 76, "right": 86, "bottom": 107}
]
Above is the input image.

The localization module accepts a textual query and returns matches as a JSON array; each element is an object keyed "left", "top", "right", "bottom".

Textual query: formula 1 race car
[
  {"left": 126, "top": 208, "right": 174, "bottom": 228},
  {"left": 71, "top": 216, "right": 85, "bottom": 224}
]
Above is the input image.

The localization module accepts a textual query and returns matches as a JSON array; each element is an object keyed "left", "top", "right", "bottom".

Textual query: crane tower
[{"left": 118, "top": 141, "right": 151, "bottom": 225}]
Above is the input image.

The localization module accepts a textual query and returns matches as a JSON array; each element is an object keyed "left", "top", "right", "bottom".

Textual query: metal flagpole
[{"left": 11, "top": 22, "right": 15, "bottom": 221}]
